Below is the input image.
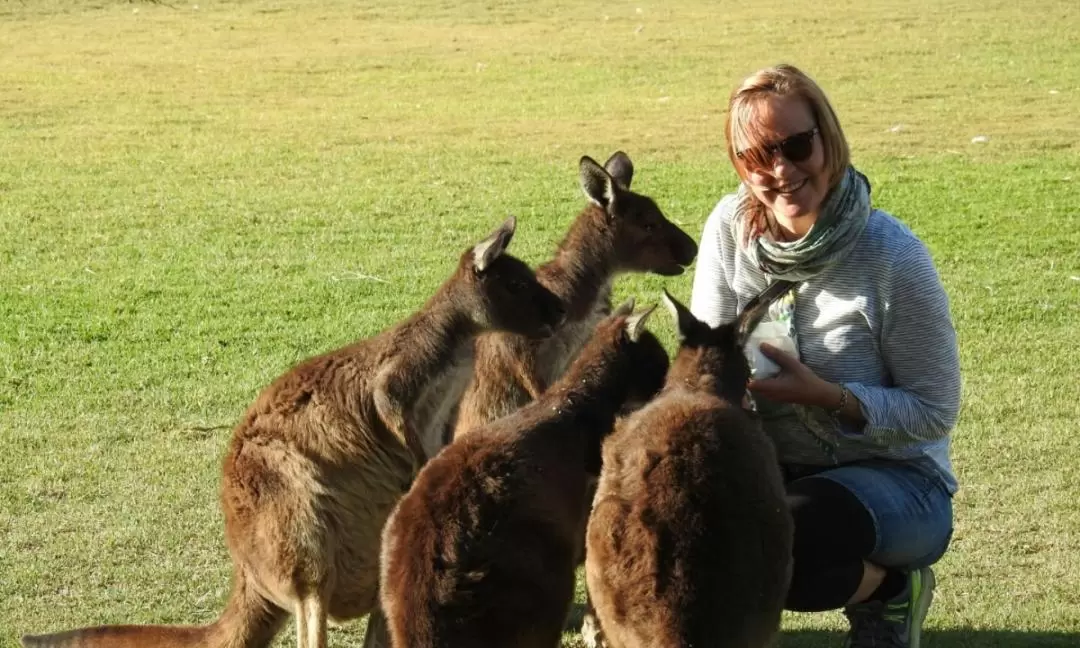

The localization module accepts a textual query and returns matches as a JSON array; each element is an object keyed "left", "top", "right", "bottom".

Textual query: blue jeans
[{"left": 804, "top": 459, "right": 954, "bottom": 569}]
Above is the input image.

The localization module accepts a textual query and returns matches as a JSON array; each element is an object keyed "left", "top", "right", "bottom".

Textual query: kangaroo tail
[
  {"left": 21, "top": 570, "right": 286, "bottom": 648},
  {"left": 21, "top": 625, "right": 213, "bottom": 648}
]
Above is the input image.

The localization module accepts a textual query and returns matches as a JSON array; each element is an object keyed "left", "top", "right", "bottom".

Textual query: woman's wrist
[
  {"left": 829, "top": 384, "right": 850, "bottom": 414},
  {"left": 815, "top": 380, "right": 847, "bottom": 410},
  {"left": 817, "top": 380, "right": 866, "bottom": 426}
]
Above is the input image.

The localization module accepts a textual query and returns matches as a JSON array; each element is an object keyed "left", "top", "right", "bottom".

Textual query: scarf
[{"left": 733, "top": 166, "right": 872, "bottom": 281}]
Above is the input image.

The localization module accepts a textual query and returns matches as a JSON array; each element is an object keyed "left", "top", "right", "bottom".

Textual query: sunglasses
[{"left": 735, "top": 127, "right": 820, "bottom": 169}]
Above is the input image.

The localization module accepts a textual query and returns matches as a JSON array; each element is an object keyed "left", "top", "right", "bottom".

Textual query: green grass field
[{"left": 2, "top": 0, "right": 1079, "bottom": 646}]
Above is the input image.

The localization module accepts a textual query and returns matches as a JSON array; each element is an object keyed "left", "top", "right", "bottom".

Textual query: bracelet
[{"left": 829, "top": 384, "right": 849, "bottom": 415}]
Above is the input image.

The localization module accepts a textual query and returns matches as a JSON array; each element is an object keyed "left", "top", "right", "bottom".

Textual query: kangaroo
[
  {"left": 450, "top": 151, "right": 697, "bottom": 441},
  {"left": 450, "top": 153, "right": 695, "bottom": 647},
  {"left": 380, "top": 301, "right": 671, "bottom": 648},
  {"left": 21, "top": 216, "right": 565, "bottom": 648},
  {"left": 585, "top": 287, "right": 796, "bottom": 648}
]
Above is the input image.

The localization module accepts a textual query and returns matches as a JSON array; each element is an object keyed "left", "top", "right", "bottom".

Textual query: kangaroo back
[
  {"left": 381, "top": 301, "right": 666, "bottom": 648},
  {"left": 585, "top": 290, "right": 794, "bottom": 648}
]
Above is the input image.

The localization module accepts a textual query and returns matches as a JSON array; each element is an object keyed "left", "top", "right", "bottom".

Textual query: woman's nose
[{"left": 769, "top": 150, "right": 798, "bottom": 175}]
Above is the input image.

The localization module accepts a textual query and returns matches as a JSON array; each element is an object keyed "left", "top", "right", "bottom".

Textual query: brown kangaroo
[
  {"left": 450, "top": 151, "right": 697, "bottom": 441},
  {"left": 380, "top": 300, "right": 671, "bottom": 648},
  {"left": 449, "top": 152, "right": 695, "bottom": 647},
  {"left": 21, "top": 217, "right": 565, "bottom": 648},
  {"left": 585, "top": 287, "right": 796, "bottom": 648}
]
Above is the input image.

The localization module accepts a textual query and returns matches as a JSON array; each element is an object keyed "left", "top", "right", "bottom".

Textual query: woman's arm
[
  {"left": 690, "top": 196, "right": 739, "bottom": 327},
  {"left": 841, "top": 240, "right": 961, "bottom": 444},
  {"left": 750, "top": 240, "right": 960, "bottom": 447}
]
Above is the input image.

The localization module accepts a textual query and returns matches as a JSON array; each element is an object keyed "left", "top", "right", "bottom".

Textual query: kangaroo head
[
  {"left": 579, "top": 151, "right": 698, "bottom": 277},
  {"left": 617, "top": 299, "right": 671, "bottom": 410},
  {"left": 574, "top": 298, "right": 669, "bottom": 406},
  {"left": 661, "top": 289, "right": 752, "bottom": 404},
  {"left": 460, "top": 216, "right": 565, "bottom": 339},
  {"left": 571, "top": 299, "right": 669, "bottom": 474}
]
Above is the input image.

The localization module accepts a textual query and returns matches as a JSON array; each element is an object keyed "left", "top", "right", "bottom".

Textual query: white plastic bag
[{"left": 743, "top": 321, "right": 797, "bottom": 379}]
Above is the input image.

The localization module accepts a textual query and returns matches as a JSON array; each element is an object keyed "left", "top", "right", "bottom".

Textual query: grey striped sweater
[{"left": 690, "top": 194, "right": 961, "bottom": 494}]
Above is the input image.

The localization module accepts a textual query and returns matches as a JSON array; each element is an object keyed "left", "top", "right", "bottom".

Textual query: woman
[{"left": 690, "top": 64, "right": 960, "bottom": 648}]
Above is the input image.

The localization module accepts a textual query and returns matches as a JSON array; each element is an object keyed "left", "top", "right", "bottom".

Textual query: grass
[{"left": 1, "top": 0, "right": 1079, "bottom": 645}]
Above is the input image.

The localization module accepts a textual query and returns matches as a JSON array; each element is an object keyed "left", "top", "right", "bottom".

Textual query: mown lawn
[{"left": 1, "top": 1, "right": 1078, "bottom": 645}]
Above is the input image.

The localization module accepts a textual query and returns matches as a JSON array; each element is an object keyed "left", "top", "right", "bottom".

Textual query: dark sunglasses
[{"left": 735, "top": 127, "right": 820, "bottom": 169}]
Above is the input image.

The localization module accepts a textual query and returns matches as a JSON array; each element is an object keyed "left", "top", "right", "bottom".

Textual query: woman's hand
[{"left": 748, "top": 343, "right": 841, "bottom": 408}]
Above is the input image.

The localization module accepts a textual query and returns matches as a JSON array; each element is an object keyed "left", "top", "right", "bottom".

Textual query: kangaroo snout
[
  {"left": 652, "top": 228, "right": 699, "bottom": 277},
  {"left": 674, "top": 228, "right": 699, "bottom": 267}
]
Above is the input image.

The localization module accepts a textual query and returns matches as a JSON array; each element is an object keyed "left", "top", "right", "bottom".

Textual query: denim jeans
[{"left": 788, "top": 459, "right": 954, "bottom": 569}]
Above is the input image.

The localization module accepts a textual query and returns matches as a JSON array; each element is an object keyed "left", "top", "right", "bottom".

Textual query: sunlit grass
[{"left": 2, "top": 0, "right": 1079, "bottom": 645}]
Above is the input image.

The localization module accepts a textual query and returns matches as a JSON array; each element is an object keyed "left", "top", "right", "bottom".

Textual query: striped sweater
[{"left": 690, "top": 194, "right": 961, "bottom": 494}]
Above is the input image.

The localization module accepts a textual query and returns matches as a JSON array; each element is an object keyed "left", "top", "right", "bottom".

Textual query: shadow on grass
[
  {"left": 783, "top": 629, "right": 1079, "bottom": 647},
  {"left": 563, "top": 606, "right": 1079, "bottom": 647}
]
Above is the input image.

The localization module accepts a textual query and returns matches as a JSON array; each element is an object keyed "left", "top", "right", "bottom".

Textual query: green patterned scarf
[{"left": 734, "top": 166, "right": 872, "bottom": 281}]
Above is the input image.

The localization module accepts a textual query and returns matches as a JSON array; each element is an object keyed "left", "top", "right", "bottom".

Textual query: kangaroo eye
[{"left": 643, "top": 222, "right": 657, "bottom": 232}]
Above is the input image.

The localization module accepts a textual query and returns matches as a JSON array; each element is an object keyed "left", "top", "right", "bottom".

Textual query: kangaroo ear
[
  {"left": 661, "top": 289, "right": 698, "bottom": 341},
  {"left": 580, "top": 155, "right": 617, "bottom": 211},
  {"left": 735, "top": 280, "right": 796, "bottom": 345},
  {"left": 625, "top": 303, "right": 657, "bottom": 342},
  {"left": 472, "top": 215, "right": 516, "bottom": 273},
  {"left": 612, "top": 297, "right": 636, "bottom": 318},
  {"left": 603, "top": 151, "right": 634, "bottom": 190}
]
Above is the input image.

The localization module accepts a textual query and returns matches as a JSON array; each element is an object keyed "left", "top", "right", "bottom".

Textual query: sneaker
[{"left": 842, "top": 567, "right": 936, "bottom": 648}]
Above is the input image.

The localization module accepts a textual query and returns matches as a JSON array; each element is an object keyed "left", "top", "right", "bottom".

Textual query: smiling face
[
  {"left": 724, "top": 64, "right": 851, "bottom": 240},
  {"left": 734, "top": 94, "right": 831, "bottom": 227}
]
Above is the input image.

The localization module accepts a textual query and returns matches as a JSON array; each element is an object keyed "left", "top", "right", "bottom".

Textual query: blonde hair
[{"left": 724, "top": 64, "right": 850, "bottom": 240}]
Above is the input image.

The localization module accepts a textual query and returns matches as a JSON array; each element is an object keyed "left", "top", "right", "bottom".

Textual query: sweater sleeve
[
  {"left": 690, "top": 196, "right": 739, "bottom": 327},
  {"left": 844, "top": 240, "right": 961, "bottom": 446}
]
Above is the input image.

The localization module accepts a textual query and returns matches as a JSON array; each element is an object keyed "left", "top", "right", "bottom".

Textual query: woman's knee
[
  {"left": 786, "top": 475, "right": 876, "bottom": 564},
  {"left": 814, "top": 461, "right": 954, "bottom": 568}
]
